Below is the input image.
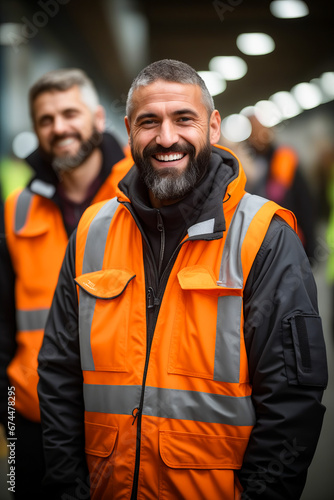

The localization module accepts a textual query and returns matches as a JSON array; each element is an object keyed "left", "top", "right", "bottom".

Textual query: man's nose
[
  {"left": 156, "top": 121, "right": 179, "bottom": 148},
  {"left": 52, "top": 115, "right": 68, "bottom": 135}
]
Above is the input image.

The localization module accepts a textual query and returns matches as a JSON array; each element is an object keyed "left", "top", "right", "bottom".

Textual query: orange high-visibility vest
[
  {"left": 75, "top": 150, "right": 296, "bottom": 499},
  {"left": 4, "top": 155, "right": 134, "bottom": 422}
]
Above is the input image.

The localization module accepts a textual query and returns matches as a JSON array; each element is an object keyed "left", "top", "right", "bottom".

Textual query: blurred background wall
[{"left": 0, "top": 1, "right": 333, "bottom": 499}]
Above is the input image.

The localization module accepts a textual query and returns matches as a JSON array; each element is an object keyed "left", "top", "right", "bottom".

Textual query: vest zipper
[
  {"left": 123, "top": 201, "right": 190, "bottom": 500},
  {"left": 124, "top": 202, "right": 160, "bottom": 500},
  {"left": 130, "top": 284, "right": 159, "bottom": 500},
  {"left": 156, "top": 210, "right": 165, "bottom": 277},
  {"left": 130, "top": 237, "right": 192, "bottom": 499}
]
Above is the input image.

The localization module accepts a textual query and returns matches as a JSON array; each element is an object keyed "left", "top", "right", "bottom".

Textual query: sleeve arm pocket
[{"left": 283, "top": 314, "right": 328, "bottom": 387}]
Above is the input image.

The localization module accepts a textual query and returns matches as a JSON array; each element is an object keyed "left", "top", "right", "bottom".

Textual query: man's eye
[
  {"left": 39, "top": 116, "right": 52, "bottom": 126},
  {"left": 64, "top": 110, "right": 79, "bottom": 118},
  {"left": 140, "top": 119, "right": 157, "bottom": 127},
  {"left": 178, "top": 117, "right": 191, "bottom": 122}
]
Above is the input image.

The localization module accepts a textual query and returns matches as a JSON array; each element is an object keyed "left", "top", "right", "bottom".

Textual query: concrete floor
[{"left": 1, "top": 230, "right": 333, "bottom": 500}]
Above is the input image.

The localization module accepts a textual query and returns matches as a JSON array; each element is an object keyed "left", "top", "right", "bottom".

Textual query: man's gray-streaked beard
[
  {"left": 132, "top": 139, "right": 212, "bottom": 201},
  {"left": 51, "top": 128, "right": 102, "bottom": 173}
]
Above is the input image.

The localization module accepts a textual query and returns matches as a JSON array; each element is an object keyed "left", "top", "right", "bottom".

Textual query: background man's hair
[
  {"left": 126, "top": 59, "right": 215, "bottom": 119},
  {"left": 29, "top": 68, "right": 100, "bottom": 118}
]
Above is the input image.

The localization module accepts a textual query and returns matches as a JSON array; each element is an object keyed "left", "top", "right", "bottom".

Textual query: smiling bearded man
[{"left": 0, "top": 67, "right": 133, "bottom": 500}]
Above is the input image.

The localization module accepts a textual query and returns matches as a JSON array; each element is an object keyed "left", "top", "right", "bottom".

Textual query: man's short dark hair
[{"left": 126, "top": 59, "right": 215, "bottom": 119}]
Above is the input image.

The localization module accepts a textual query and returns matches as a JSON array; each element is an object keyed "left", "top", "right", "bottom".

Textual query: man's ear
[
  {"left": 124, "top": 116, "right": 131, "bottom": 136},
  {"left": 94, "top": 105, "right": 106, "bottom": 133},
  {"left": 209, "top": 109, "right": 221, "bottom": 145},
  {"left": 124, "top": 116, "right": 132, "bottom": 146}
]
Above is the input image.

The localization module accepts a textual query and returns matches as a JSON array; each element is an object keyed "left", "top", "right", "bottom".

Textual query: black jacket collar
[{"left": 119, "top": 145, "right": 239, "bottom": 238}]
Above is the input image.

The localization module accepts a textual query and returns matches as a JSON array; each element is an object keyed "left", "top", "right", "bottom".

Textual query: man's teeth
[
  {"left": 57, "top": 138, "right": 75, "bottom": 147},
  {"left": 155, "top": 153, "right": 184, "bottom": 162}
]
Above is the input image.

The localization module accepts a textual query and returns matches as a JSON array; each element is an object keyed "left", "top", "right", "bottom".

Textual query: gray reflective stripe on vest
[
  {"left": 16, "top": 308, "right": 49, "bottom": 331},
  {"left": 82, "top": 197, "right": 120, "bottom": 274},
  {"left": 79, "top": 197, "right": 119, "bottom": 371},
  {"left": 219, "top": 193, "right": 268, "bottom": 288},
  {"left": 84, "top": 384, "right": 256, "bottom": 426},
  {"left": 214, "top": 295, "right": 242, "bottom": 382},
  {"left": 213, "top": 193, "right": 269, "bottom": 383},
  {"left": 15, "top": 189, "right": 33, "bottom": 233}
]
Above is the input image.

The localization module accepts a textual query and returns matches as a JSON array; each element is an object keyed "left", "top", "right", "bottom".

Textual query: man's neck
[{"left": 59, "top": 148, "right": 103, "bottom": 203}]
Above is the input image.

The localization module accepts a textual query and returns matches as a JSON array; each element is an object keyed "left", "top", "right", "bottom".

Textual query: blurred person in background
[
  {"left": 243, "top": 113, "right": 316, "bottom": 262},
  {"left": 37, "top": 59, "right": 327, "bottom": 500},
  {"left": 0, "top": 68, "right": 133, "bottom": 499}
]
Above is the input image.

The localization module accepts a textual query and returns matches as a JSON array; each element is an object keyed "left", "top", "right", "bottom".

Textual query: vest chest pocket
[
  {"left": 75, "top": 268, "right": 136, "bottom": 371},
  {"left": 168, "top": 266, "right": 243, "bottom": 382}
]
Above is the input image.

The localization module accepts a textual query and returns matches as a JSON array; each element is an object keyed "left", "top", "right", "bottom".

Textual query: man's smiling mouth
[{"left": 154, "top": 153, "right": 186, "bottom": 162}]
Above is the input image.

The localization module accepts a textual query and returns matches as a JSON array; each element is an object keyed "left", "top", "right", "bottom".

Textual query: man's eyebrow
[
  {"left": 135, "top": 112, "right": 158, "bottom": 123},
  {"left": 173, "top": 108, "right": 199, "bottom": 117},
  {"left": 37, "top": 107, "right": 79, "bottom": 120},
  {"left": 135, "top": 108, "right": 199, "bottom": 123}
]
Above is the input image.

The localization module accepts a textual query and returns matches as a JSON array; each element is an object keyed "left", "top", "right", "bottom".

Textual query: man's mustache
[
  {"left": 143, "top": 142, "right": 196, "bottom": 158},
  {"left": 50, "top": 132, "right": 81, "bottom": 147}
]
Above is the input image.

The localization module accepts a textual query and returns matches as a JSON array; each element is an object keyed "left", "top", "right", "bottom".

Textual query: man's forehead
[
  {"left": 131, "top": 80, "right": 203, "bottom": 113},
  {"left": 33, "top": 86, "right": 85, "bottom": 114}
]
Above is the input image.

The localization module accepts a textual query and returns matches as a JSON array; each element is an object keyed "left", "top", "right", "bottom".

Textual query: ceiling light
[
  {"left": 0, "top": 23, "right": 23, "bottom": 45},
  {"left": 209, "top": 56, "right": 248, "bottom": 80},
  {"left": 310, "top": 78, "right": 331, "bottom": 104},
  {"left": 254, "top": 100, "right": 282, "bottom": 126},
  {"left": 221, "top": 114, "right": 252, "bottom": 142},
  {"left": 319, "top": 72, "right": 334, "bottom": 100},
  {"left": 291, "top": 82, "right": 323, "bottom": 110},
  {"left": 269, "top": 91, "right": 301, "bottom": 119},
  {"left": 270, "top": 1, "right": 309, "bottom": 19},
  {"left": 240, "top": 106, "right": 256, "bottom": 116},
  {"left": 197, "top": 71, "right": 226, "bottom": 96},
  {"left": 236, "top": 33, "right": 275, "bottom": 55}
]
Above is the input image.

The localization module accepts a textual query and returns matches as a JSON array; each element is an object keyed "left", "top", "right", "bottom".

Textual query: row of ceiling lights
[
  {"left": 219, "top": 71, "right": 334, "bottom": 143},
  {"left": 198, "top": 0, "right": 311, "bottom": 95},
  {"left": 197, "top": 0, "right": 333, "bottom": 142},
  {"left": 198, "top": 0, "right": 309, "bottom": 96}
]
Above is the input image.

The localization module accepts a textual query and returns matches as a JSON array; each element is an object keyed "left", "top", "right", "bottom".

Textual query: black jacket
[{"left": 37, "top": 146, "right": 327, "bottom": 500}]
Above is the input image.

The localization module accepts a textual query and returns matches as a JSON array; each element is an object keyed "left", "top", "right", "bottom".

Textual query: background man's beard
[
  {"left": 51, "top": 128, "right": 102, "bottom": 173},
  {"left": 132, "top": 140, "right": 212, "bottom": 201}
]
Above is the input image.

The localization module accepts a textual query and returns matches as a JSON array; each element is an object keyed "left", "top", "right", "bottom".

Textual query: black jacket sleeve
[
  {"left": 284, "top": 167, "right": 316, "bottom": 262},
  {"left": 37, "top": 229, "right": 90, "bottom": 499},
  {"left": 0, "top": 206, "right": 17, "bottom": 426},
  {"left": 237, "top": 216, "right": 328, "bottom": 499}
]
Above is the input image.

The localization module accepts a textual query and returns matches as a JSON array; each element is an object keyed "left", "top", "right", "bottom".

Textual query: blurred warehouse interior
[
  {"left": 0, "top": 0, "right": 333, "bottom": 168},
  {"left": 0, "top": 1, "right": 334, "bottom": 499}
]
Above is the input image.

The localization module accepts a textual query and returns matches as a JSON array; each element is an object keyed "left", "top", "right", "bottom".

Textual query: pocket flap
[
  {"left": 159, "top": 430, "right": 249, "bottom": 469},
  {"left": 85, "top": 421, "right": 118, "bottom": 457},
  {"left": 75, "top": 268, "right": 136, "bottom": 299},
  {"left": 15, "top": 217, "right": 49, "bottom": 237},
  {"left": 177, "top": 266, "right": 242, "bottom": 296}
]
